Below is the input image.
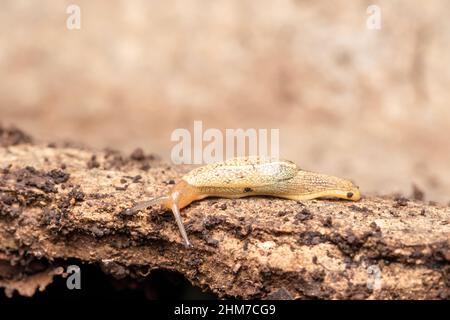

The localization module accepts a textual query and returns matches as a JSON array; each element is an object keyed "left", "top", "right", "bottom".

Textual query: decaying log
[{"left": 0, "top": 136, "right": 449, "bottom": 299}]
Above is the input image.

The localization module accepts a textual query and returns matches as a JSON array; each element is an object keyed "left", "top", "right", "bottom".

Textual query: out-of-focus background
[{"left": 1, "top": 0, "right": 449, "bottom": 203}]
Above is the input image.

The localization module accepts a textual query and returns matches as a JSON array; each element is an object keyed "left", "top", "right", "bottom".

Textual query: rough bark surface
[{"left": 0, "top": 137, "right": 449, "bottom": 299}]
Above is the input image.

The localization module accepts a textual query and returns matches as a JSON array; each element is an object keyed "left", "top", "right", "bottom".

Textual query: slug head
[{"left": 162, "top": 180, "right": 205, "bottom": 248}]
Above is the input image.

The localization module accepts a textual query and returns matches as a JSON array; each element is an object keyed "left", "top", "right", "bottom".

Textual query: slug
[{"left": 126, "top": 156, "right": 361, "bottom": 247}]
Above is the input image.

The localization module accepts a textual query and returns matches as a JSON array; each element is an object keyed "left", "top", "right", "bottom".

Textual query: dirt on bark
[{"left": 0, "top": 128, "right": 449, "bottom": 299}]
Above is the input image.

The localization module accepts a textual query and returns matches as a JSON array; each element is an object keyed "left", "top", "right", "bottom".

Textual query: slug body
[{"left": 128, "top": 157, "right": 361, "bottom": 247}]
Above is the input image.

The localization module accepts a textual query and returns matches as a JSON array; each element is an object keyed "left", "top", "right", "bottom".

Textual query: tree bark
[{"left": 0, "top": 141, "right": 449, "bottom": 299}]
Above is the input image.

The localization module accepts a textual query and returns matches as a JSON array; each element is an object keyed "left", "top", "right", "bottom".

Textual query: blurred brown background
[{"left": 1, "top": 0, "right": 449, "bottom": 203}]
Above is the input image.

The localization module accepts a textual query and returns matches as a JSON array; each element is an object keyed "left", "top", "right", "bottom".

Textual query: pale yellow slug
[{"left": 126, "top": 156, "right": 361, "bottom": 247}]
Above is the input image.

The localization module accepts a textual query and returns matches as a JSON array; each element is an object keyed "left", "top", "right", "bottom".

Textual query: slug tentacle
[
  {"left": 127, "top": 193, "right": 192, "bottom": 247},
  {"left": 126, "top": 195, "right": 169, "bottom": 215},
  {"left": 171, "top": 202, "right": 191, "bottom": 248}
]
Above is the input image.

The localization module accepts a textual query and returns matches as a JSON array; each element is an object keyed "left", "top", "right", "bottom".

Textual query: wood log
[{"left": 0, "top": 133, "right": 448, "bottom": 299}]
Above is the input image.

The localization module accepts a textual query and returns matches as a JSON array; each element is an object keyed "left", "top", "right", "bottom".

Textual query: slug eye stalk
[
  {"left": 126, "top": 195, "right": 192, "bottom": 248},
  {"left": 125, "top": 195, "right": 169, "bottom": 215}
]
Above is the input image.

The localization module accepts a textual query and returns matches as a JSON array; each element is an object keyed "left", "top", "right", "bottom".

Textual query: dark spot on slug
[
  {"left": 244, "top": 187, "right": 253, "bottom": 193},
  {"left": 347, "top": 192, "right": 353, "bottom": 198},
  {"left": 277, "top": 210, "right": 289, "bottom": 217}
]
